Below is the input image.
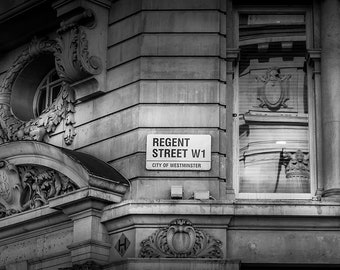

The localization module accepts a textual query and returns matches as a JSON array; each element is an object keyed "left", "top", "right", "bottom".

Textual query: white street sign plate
[{"left": 146, "top": 134, "right": 211, "bottom": 170}]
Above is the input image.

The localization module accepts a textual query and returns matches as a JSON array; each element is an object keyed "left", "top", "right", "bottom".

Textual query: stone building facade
[{"left": 0, "top": 0, "right": 340, "bottom": 269}]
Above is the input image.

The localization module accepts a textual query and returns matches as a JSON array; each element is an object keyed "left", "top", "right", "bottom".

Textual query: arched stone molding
[
  {"left": 0, "top": 141, "right": 129, "bottom": 266},
  {"left": 0, "top": 141, "right": 129, "bottom": 218}
]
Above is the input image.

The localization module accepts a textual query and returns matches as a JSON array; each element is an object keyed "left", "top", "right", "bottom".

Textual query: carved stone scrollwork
[
  {"left": 54, "top": 9, "right": 102, "bottom": 83},
  {"left": 256, "top": 67, "right": 291, "bottom": 111},
  {"left": 0, "top": 160, "right": 78, "bottom": 218},
  {"left": 139, "top": 219, "right": 223, "bottom": 259},
  {"left": 283, "top": 149, "right": 309, "bottom": 180}
]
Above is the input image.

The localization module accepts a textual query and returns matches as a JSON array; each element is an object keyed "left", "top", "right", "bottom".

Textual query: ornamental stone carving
[
  {"left": 0, "top": 37, "right": 77, "bottom": 145},
  {"left": 54, "top": 9, "right": 102, "bottom": 82},
  {"left": 139, "top": 219, "right": 223, "bottom": 258},
  {"left": 0, "top": 7, "right": 102, "bottom": 146},
  {"left": 283, "top": 149, "right": 309, "bottom": 180},
  {"left": 256, "top": 67, "right": 291, "bottom": 111},
  {"left": 0, "top": 160, "right": 23, "bottom": 216},
  {"left": 0, "top": 161, "right": 78, "bottom": 218}
]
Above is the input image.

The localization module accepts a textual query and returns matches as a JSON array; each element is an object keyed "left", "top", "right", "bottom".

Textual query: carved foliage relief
[
  {"left": 139, "top": 219, "right": 223, "bottom": 259},
  {"left": 0, "top": 8, "right": 102, "bottom": 146},
  {"left": 0, "top": 160, "right": 78, "bottom": 218}
]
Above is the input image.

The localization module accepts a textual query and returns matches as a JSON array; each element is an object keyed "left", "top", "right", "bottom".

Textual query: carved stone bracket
[
  {"left": 54, "top": 9, "right": 102, "bottom": 83},
  {"left": 0, "top": 160, "right": 78, "bottom": 218},
  {"left": 256, "top": 67, "right": 291, "bottom": 111},
  {"left": 139, "top": 219, "right": 223, "bottom": 259}
]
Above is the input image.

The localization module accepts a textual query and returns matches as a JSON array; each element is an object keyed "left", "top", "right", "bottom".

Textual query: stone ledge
[
  {"left": 0, "top": 206, "right": 69, "bottom": 241},
  {"left": 101, "top": 199, "right": 340, "bottom": 223},
  {"left": 49, "top": 187, "right": 125, "bottom": 212},
  {"left": 108, "top": 258, "right": 240, "bottom": 270}
]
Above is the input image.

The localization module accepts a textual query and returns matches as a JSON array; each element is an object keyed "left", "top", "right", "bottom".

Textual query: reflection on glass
[{"left": 238, "top": 14, "right": 310, "bottom": 194}]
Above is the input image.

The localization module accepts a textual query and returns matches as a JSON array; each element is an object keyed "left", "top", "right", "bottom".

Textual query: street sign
[{"left": 146, "top": 134, "right": 211, "bottom": 170}]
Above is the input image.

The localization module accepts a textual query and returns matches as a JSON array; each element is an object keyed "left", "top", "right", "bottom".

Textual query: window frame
[
  {"left": 33, "top": 68, "right": 63, "bottom": 117},
  {"left": 232, "top": 5, "right": 317, "bottom": 200}
]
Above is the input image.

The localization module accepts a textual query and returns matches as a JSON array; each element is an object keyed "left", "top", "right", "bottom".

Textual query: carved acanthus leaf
[
  {"left": 139, "top": 219, "right": 223, "bottom": 259},
  {"left": 0, "top": 161, "right": 78, "bottom": 218}
]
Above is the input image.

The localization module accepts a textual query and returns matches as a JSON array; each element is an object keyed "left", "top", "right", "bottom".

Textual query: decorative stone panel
[
  {"left": 139, "top": 218, "right": 223, "bottom": 259},
  {"left": 0, "top": 160, "right": 78, "bottom": 218}
]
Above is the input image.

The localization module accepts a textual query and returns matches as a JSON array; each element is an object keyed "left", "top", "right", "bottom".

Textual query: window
[
  {"left": 34, "top": 69, "right": 62, "bottom": 117},
  {"left": 234, "top": 8, "right": 315, "bottom": 199}
]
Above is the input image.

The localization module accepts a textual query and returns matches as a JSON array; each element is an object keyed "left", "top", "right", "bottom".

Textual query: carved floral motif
[
  {"left": 0, "top": 161, "right": 78, "bottom": 218},
  {"left": 139, "top": 219, "right": 223, "bottom": 258},
  {"left": 256, "top": 67, "right": 291, "bottom": 111}
]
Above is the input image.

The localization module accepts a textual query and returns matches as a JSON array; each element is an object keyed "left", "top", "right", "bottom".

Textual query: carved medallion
[
  {"left": 256, "top": 67, "right": 291, "bottom": 111},
  {"left": 139, "top": 219, "right": 223, "bottom": 258},
  {"left": 0, "top": 160, "right": 23, "bottom": 217}
]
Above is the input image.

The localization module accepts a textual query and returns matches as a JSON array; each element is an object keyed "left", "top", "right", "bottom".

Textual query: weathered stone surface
[
  {"left": 128, "top": 178, "right": 222, "bottom": 200},
  {"left": 228, "top": 230, "right": 340, "bottom": 264},
  {"left": 139, "top": 80, "right": 223, "bottom": 104},
  {"left": 105, "top": 258, "right": 239, "bottom": 270},
  {"left": 74, "top": 83, "right": 140, "bottom": 126},
  {"left": 109, "top": 0, "right": 224, "bottom": 24},
  {"left": 140, "top": 57, "right": 220, "bottom": 80},
  {"left": 107, "top": 57, "right": 221, "bottom": 90},
  {"left": 139, "top": 104, "right": 220, "bottom": 127},
  {"left": 108, "top": 11, "right": 220, "bottom": 45},
  {"left": 108, "top": 33, "right": 222, "bottom": 68},
  {"left": 0, "top": 227, "right": 73, "bottom": 266}
]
